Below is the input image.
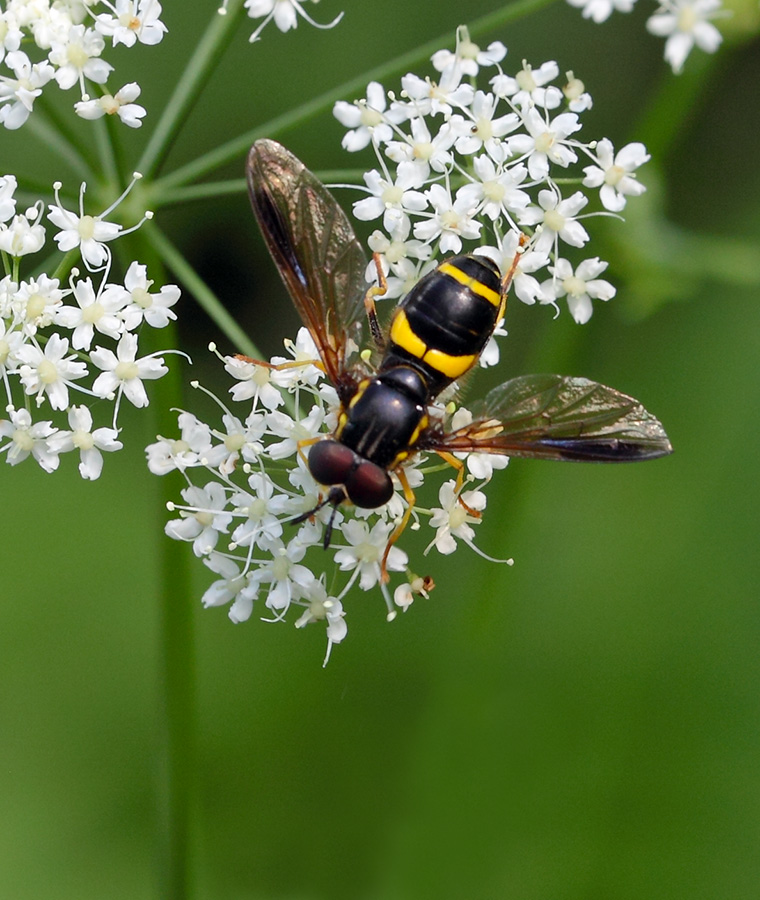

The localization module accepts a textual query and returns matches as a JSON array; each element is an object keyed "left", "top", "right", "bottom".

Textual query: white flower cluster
[
  {"left": 566, "top": 0, "right": 725, "bottom": 74},
  {"left": 148, "top": 330, "right": 510, "bottom": 666},
  {"left": 0, "top": 172, "right": 178, "bottom": 477},
  {"left": 217, "top": 0, "right": 343, "bottom": 44},
  {"left": 333, "top": 28, "right": 651, "bottom": 326},
  {"left": 0, "top": 0, "right": 168, "bottom": 130}
]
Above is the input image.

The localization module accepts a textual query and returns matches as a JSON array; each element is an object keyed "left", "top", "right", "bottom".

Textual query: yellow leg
[
  {"left": 435, "top": 451, "right": 482, "bottom": 519},
  {"left": 381, "top": 467, "right": 416, "bottom": 583},
  {"left": 234, "top": 354, "right": 326, "bottom": 375},
  {"left": 363, "top": 252, "right": 388, "bottom": 349}
]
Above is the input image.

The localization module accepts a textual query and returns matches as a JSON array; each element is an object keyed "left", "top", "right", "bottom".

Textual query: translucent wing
[
  {"left": 246, "top": 139, "right": 369, "bottom": 388},
  {"left": 433, "top": 374, "right": 672, "bottom": 461}
]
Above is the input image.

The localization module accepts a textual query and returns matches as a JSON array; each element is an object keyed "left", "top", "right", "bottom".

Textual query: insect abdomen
[{"left": 382, "top": 255, "right": 503, "bottom": 396}]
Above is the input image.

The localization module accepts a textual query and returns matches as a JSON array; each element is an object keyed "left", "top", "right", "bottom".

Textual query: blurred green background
[{"left": 1, "top": 1, "right": 759, "bottom": 898}]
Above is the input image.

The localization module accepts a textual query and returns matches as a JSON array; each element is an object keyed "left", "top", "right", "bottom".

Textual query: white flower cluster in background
[
  {"left": 217, "top": 0, "right": 343, "bottom": 44},
  {"left": 148, "top": 330, "right": 510, "bottom": 666},
  {"left": 0, "top": 172, "right": 179, "bottom": 477},
  {"left": 0, "top": 0, "right": 168, "bottom": 130},
  {"left": 566, "top": 0, "right": 725, "bottom": 73},
  {"left": 333, "top": 27, "right": 651, "bottom": 327}
]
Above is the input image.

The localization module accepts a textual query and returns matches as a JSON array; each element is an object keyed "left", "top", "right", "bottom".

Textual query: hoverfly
[{"left": 246, "top": 140, "right": 672, "bottom": 575}]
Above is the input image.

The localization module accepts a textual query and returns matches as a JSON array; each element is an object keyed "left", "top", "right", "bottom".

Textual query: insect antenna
[{"left": 290, "top": 486, "right": 347, "bottom": 548}]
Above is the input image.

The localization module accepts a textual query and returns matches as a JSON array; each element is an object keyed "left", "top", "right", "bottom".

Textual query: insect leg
[
  {"left": 363, "top": 252, "right": 387, "bottom": 349},
  {"left": 380, "top": 466, "right": 416, "bottom": 583},
  {"left": 234, "top": 354, "right": 326, "bottom": 374},
  {"left": 435, "top": 450, "right": 482, "bottom": 519},
  {"left": 500, "top": 233, "right": 528, "bottom": 296}
]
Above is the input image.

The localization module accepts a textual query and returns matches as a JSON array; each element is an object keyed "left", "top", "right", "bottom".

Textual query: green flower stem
[
  {"left": 152, "top": 0, "right": 560, "bottom": 196},
  {"left": 25, "top": 106, "right": 96, "bottom": 183},
  {"left": 156, "top": 178, "right": 247, "bottom": 207},
  {"left": 155, "top": 469, "right": 197, "bottom": 900},
  {"left": 147, "top": 221, "right": 262, "bottom": 358},
  {"left": 50, "top": 248, "right": 82, "bottom": 283},
  {"left": 156, "top": 169, "right": 371, "bottom": 208},
  {"left": 92, "top": 116, "right": 120, "bottom": 188},
  {"left": 136, "top": 0, "right": 247, "bottom": 181},
  {"left": 129, "top": 222, "right": 198, "bottom": 900}
]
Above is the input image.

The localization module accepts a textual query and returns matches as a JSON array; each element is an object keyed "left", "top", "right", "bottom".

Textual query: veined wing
[
  {"left": 434, "top": 374, "right": 672, "bottom": 461},
  {"left": 246, "top": 139, "right": 369, "bottom": 387}
]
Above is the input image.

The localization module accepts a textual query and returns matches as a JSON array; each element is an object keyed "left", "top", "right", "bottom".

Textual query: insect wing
[
  {"left": 437, "top": 374, "right": 672, "bottom": 461},
  {"left": 246, "top": 139, "right": 369, "bottom": 386}
]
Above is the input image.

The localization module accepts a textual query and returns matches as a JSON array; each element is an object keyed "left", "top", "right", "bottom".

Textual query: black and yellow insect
[{"left": 246, "top": 139, "right": 672, "bottom": 566}]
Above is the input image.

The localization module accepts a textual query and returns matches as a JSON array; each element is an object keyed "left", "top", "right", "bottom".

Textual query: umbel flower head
[
  {"left": 148, "top": 334, "right": 512, "bottom": 667},
  {"left": 0, "top": 173, "right": 179, "bottom": 478},
  {"left": 150, "top": 27, "right": 670, "bottom": 665},
  {"left": 0, "top": 0, "right": 167, "bottom": 129}
]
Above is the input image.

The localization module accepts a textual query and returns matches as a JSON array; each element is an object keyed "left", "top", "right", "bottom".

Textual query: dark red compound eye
[
  {"left": 307, "top": 440, "right": 356, "bottom": 486},
  {"left": 307, "top": 441, "right": 393, "bottom": 509},
  {"left": 345, "top": 460, "right": 394, "bottom": 509}
]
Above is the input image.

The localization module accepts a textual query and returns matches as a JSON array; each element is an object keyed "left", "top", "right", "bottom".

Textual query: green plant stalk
[
  {"left": 33, "top": 92, "right": 99, "bottom": 179},
  {"left": 147, "top": 221, "right": 261, "bottom": 358},
  {"left": 128, "top": 223, "right": 198, "bottom": 900},
  {"left": 153, "top": 349, "right": 197, "bottom": 900},
  {"left": 136, "top": 0, "right": 247, "bottom": 181}
]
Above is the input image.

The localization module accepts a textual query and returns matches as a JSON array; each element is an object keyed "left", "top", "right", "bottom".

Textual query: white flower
[
  {"left": 201, "top": 553, "right": 259, "bottom": 623},
  {"left": 542, "top": 257, "right": 616, "bottom": 323},
  {"left": 224, "top": 355, "right": 285, "bottom": 409},
  {"left": 165, "top": 482, "right": 233, "bottom": 557},
  {"left": 16, "top": 333, "right": 87, "bottom": 409},
  {"left": 265, "top": 404, "right": 326, "bottom": 460},
  {"left": 476, "top": 238, "right": 551, "bottom": 307},
  {"left": 294, "top": 581, "right": 347, "bottom": 667},
  {"left": 431, "top": 28, "right": 507, "bottom": 78},
  {"left": 107, "top": 261, "right": 179, "bottom": 329},
  {"left": 452, "top": 90, "right": 519, "bottom": 159},
  {"left": 229, "top": 471, "right": 291, "bottom": 549},
  {"left": 334, "top": 519, "right": 407, "bottom": 591},
  {"left": 94, "top": 0, "right": 168, "bottom": 48},
  {"left": 398, "top": 66, "right": 474, "bottom": 119},
  {"left": 384, "top": 117, "right": 457, "bottom": 182},
  {"left": 456, "top": 155, "right": 530, "bottom": 223},
  {"left": 566, "top": 0, "right": 638, "bottom": 23},
  {"left": 413, "top": 183, "right": 482, "bottom": 254},
  {"left": 0, "top": 407, "right": 60, "bottom": 471},
  {"left": 0, "top": 212, "right": 46, "bottom": 256},
  {"left": 0, "top": 50, "right": 55, "bottom": 129},
  {"left": 646, "top": 0, "right": 724, "bottom": 73},
  {"left": 0, "top": 175, "right": 18, "bottom": 222},
  {"left": 146, "top": 411, "right": 216, "bottom": 475},
  {"left": 352, "top": 168, "right": 427, "bottom": 234},
  {"left": 55, "top": 276, "right": 124, "bottom": 350},
  {"left": 520, "top": 188, "right": 590, "bottom": 256},
  {"left": 490, "top": 60, "right": 562, "bottom": 109},
  {"left": 334, "top": 81, "right": 401, "bottom": 152},
  {"left": 562, "top": 71, "right": 594, "bottom": 113},
  {"left": 48, "top": 184, "right": 123, "bottom": 270},
  {"left": 252, "top": 537, "right": 316, "bottom": 615},
  {"left": 48, "top": 24, "right": 112, "bottom": 96},
  {"left": 241, "top": 0, "right": 344, "bottom": 44},
  {"left": 91, "top": 331, "right": 168, "bottom": 407},
  {"left": 74, "top": 81, "right": 146, "bottom": 127},
  {"left": 506, "top": 107, "right": 582, "bottom": 181},
  {"left": 13, "top": 275, "right": 65, "bottom": 333},
  {"left": 582, "top": 139, "right": 649, "bottom": 211},
  {"left": 426, "top": 481, "right": 487, "bottom": 555},
  {"left": 393, "top": 574, "right": 434, "bottom": 612},
  {"left": 48, "top": 405, "right": 123, "bottom": 479},
  {"left": 0, "top": 315, "right": 25, "bottom": 370}
]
